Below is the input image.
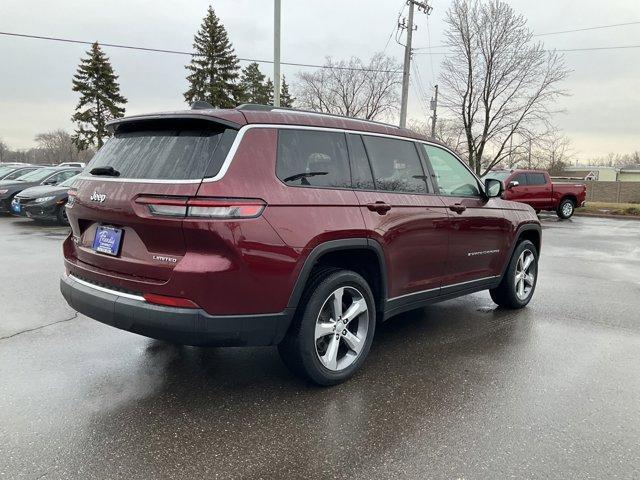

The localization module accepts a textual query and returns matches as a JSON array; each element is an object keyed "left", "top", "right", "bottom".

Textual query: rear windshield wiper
[
  {"left": 283, "top": 171, "right": 328, "bottom": 183},
  {"left": 90, "top": 166, "right": 121, "bottom": 177}
]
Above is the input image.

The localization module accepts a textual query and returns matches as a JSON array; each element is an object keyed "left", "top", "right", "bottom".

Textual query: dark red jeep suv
[{"left": 60, "top": 104, "right": 541, "bottom": 385}]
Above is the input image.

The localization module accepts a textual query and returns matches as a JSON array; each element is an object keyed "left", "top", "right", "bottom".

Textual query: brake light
[
  {"left": 143, "top": 293, "right": 199, "bottom": 309},
  {"left": 187, "top": 198, "right": 266, "bottom": 218},
  {"left": 135, "top": 196, "right": 266, "bottom": 219},
  {"left": 67, "top": 189, "right": 77, "bottom": 206},
  {"left": 136, "top": 196, "right": 188, "bottom": 217}
]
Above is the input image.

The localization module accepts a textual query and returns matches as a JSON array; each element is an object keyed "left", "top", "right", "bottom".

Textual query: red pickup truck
[{"left": 483, "top": 169, "right": 587, "bottom": 219}]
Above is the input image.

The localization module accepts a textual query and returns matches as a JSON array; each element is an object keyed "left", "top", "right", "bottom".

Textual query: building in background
[
  {"left": 560, "top": 166, "right": 640, "bottom": 182},
  {"left": 561, "top": 166, "right": 619, "bottom": 181},
  {"left": 618, "top": 168, "right": 640, "bottom": 182}
]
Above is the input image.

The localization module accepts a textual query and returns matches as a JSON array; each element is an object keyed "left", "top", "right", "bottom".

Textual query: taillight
[
  {"left": 136, "top": 196, "right": 188, "bottom": 216},
  {"left": 67, "top": 189, "right": 77, "bottom": 207},
  {"left": 186, "top": 198, "right": 266, "bottom": 219},
  {"left": 143, "top": 293, "right": 199, "bottom": 309},
  {"left": 135, "top": 196, "right": 266, "bottom": 219}
]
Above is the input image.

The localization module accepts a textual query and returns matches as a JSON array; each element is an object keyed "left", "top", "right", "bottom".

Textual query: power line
[
  {"left": 413, "top": 44, "right": 640, "bottom": 55},
  {"left": 410, "top": 64, "right": 430, "bottom": 118},
  {"left": 415, "top": 19, "right": 640, "bottom": 50},
  {"left": 399, "top": 0, "right": 432, "bottom": 128},
  {"left": 553, "top": 44, "right": 640, "bottom": 52},
  {"left": 0, "top": 31, "right": 403, "bottom": 74},
  {"left": 409, "top": 78, "right": 430, "bottom": 121},
  {"left": 383, "top": 2, "right": 406, "bottom": 53},
  {"left": 424, "top": 14, "right": 436, "bottom": 84},
  {"left": 534, "top": 20, "right": 640, "bottom": 36}
]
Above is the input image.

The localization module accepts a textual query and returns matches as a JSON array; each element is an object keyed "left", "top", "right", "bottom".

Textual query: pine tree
[
  {"left": 71, "top": 42, "right": 126, "bottom": 149},
  {"left": 280, "top": 75, "right": 295, "bottom": 108},
  {"left": 239, "top": 62, "right": 271, "bottom": 104},
  {"left": 184, "top": 6, "right": 241, "bottom": 108},
  {"left": 266, "top": 79, "right": 274, "bottom": 105}
]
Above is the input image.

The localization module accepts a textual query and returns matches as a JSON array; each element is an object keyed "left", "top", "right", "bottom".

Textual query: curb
[{"left": 574, "top": 212, "right": 640, "bottom": 221}]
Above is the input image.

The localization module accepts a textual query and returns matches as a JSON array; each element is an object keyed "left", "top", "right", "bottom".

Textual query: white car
[{"left": 58, "top": 162, "right": 86, "bottom": 168}]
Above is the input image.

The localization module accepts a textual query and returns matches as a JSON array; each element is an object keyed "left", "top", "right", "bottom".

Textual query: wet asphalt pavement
[{"left": 1, "top": 214, "right": 639, "bottom": 479}]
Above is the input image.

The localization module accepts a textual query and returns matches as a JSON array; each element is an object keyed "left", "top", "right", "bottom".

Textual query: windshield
[
  {"left": 15, "top": 168, "right": 57, "bottom": 182},
  {"left": 0, "top": 166, "right": 15, "bottom": 177},
  {"left": 59, "top": 174, "right": 80, "bottom": 188},
  {"left": 482, "top": 171, "right": 510, "bottom": 182}
]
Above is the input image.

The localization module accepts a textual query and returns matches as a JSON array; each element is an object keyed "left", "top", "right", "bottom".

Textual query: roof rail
[
  {"left": 191, "top": 100, "right": 215, "bottom": 110},
  {"left": 236, "top": 104, "right": 275, "bottom": 111},
  {"left": 236, "top": 104, "right": 404, "bottom": 130}
]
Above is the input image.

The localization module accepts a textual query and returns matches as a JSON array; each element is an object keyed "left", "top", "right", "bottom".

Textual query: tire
[
  {"left": 490, "top": 240, "right": 538, "bottom": 309},
  {"left": 557, "top": 198, "right": 575, "bottom": 219},
  {"left": 278, "top": 268, "right": 376, "bottom": 386},
  {"left": 56, "top": 205, "right": 69, "bottom": 225}
]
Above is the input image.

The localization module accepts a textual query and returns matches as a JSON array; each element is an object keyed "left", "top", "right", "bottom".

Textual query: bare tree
[
  {"left": 0, "top": 138, "right": 8, "bottom": 163},
  {"left": 295, "top": 53, "right": 401, "bottom": 121},
  {"left": 499, "top": 129, "right": 573, "bottom": 174},
  {"left": 440, "top": 0, "right": 569, "bottom": 175},
  {"left": 536, "top": 131, "right": 573, "bottom": 174},
  {"left": 408, "top": 118, "right": 467, "bottom": 154},
  {"left": 34, "top": 130, "right": 93, "bottom": 165},
  {"left": 587, "top": 151, "right": 640, "bottom": 168}
]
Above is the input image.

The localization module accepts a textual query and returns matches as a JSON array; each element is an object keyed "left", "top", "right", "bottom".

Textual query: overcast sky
[{"left": 1, "top": 0, "right": 639, "bottom": 160}]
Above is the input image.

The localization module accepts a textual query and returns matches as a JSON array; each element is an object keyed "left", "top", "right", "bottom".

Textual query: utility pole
[
  {"left": 508, "top": 135, "right": 513, "bottom": 167},
  {"left": 273, "top": 0, "right": 281, "bottom": 107},
  {"left": 399, "top": 0, "right": 432, "bottom": 128},
  {"left": 430, "top": 84, "right": 438, "bottom": 138}
]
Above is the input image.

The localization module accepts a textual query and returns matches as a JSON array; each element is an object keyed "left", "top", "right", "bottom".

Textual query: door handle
[
  {"left": 449, "top": 203, "right": 466, "bottom": 214},
  {"left": 366, "top": 201, "right": 391, "bottom": 215}
]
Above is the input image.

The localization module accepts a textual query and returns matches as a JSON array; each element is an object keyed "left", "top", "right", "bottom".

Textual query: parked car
[
  {"left": 59, "top": 104, "right": 541, "bottom": 385},
  {"left": 12, "top": 174, "right": 80, "bottom": 225},
  {"left": 0, "top": 162, "right": 31, "bottom": 167},
  {"left": 0, "top": 167, "right": 82, "bottom": 214},
  {"left": 59, "top": 162, "right": 86, "bottom": 168},
  {"left": 483, "top": 169, "right": 587, "bottom": 219},
  {"left": 0, "top": 165, "right": 39, "bottom": 181}
]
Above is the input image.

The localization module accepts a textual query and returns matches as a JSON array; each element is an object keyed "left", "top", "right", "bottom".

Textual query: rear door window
[
  {"left": 4, "top": 168, "right": 37, "bottom": 180},
  {"left": 16, "top": 168, "right": 58, "bottom": 182},
  {"left": 86, "top": 125, "right": 229, "bottom": 180},
  {"left": 49, "top": 170, "right": 80, "bottom": 184},
  {"left": 347, "top": 134, "right": 375, "bottom": 190},
  {"left": 362, "top": 136, "right": 428, "bottom": 193},
  {"left": 527, "top": 173, "right": 547, "bottom": 185},
  {"left": 277, "top": 129, "right": 351, "bottom": 188}
]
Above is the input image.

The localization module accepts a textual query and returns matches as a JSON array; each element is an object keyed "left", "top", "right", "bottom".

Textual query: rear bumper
[{"left": 60, "top": 274, "right": 292, "bottom": 347}]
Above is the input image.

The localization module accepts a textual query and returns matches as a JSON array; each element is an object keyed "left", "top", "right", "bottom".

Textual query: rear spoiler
[{"left": 106, "top": 112, "right": 243, "bottom": 133}]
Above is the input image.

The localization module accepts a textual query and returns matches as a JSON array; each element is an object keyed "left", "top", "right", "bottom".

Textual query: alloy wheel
[
  {"left": 562, "top": 201, "right": 573, "bottom": 217},
  {"left": 514, "top": 249, "right": 536, "bottom": 300},
  {"left": 314, "top": 286, "right": 369, "bottom": 372}
]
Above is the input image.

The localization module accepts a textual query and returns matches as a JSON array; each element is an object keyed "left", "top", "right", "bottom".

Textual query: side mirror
[
  {"left": 484, "top": 178, "right": 503, "bottom": 198},
  {"left": 507, "top": 180, "right": 520, "bottom": 189}
]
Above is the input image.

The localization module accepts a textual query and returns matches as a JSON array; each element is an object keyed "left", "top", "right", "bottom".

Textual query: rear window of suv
[
  {"left": 363, "top": 136, "right": 428, "bottom": 194},
  {"left": 87, "top": 124, "right": 231, "bottom": 180},
  {"left": 277, "top": 129, "right": 350, "bottom": 188}
]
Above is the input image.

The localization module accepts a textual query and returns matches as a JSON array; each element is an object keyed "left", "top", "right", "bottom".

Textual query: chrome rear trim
[{"left": 68, "top": 274, "right": 146, "bottom": 302}]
